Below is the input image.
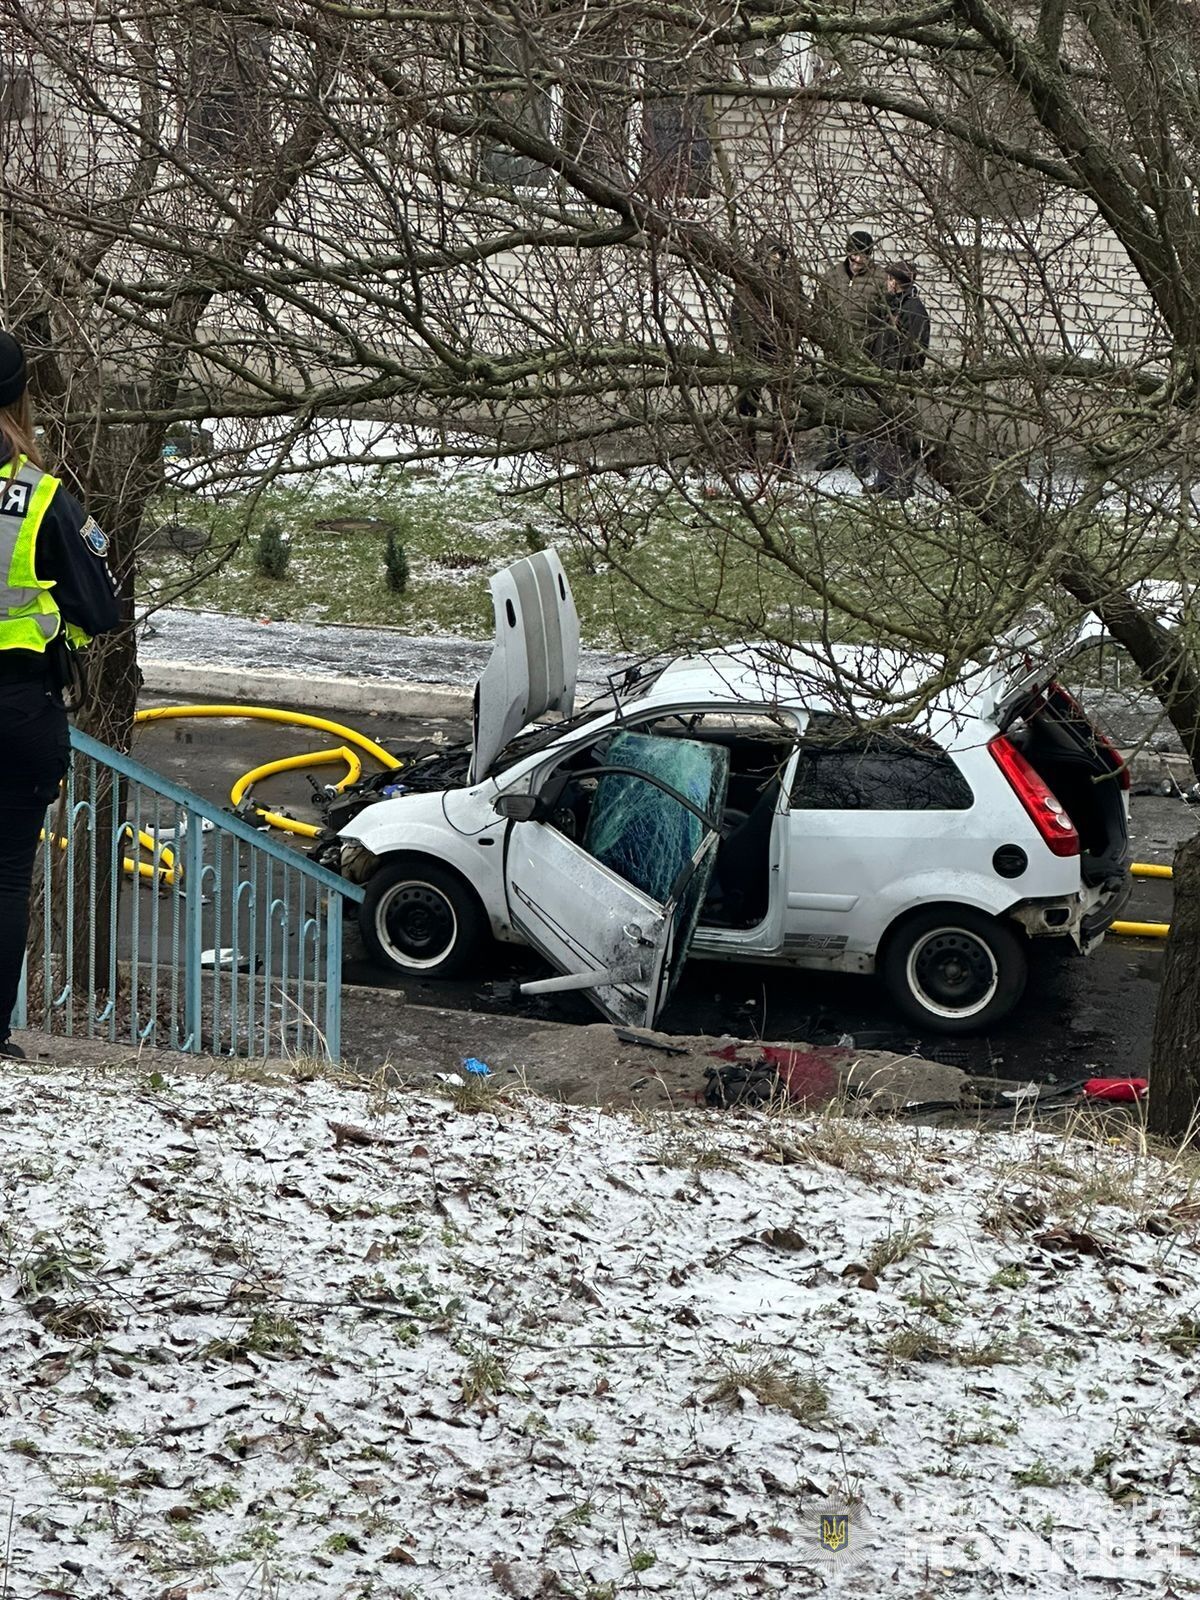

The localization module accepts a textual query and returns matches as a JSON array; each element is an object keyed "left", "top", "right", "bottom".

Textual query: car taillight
[
  {"left": 988, "top": 735, "right": 1080, "bottom": 857},
  {"left": 1047, "top": 681, "right": 1132, "bottom": 790}
]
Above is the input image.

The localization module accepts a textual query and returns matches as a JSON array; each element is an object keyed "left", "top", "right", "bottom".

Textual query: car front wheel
[
  {"left": 360, "top": 858, "right": 483, "bottom": 979},
  {"left": 881, "top": 907, "right": 1026, "bottom": 1035}
]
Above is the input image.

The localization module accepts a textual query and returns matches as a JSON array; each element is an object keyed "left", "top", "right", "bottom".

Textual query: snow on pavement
[
  {"left": 1, "top": 1063, "right": 1198, "bottom": 1597},
  {"left": 138, "top": 607, "right": 626, "bottom": 695}
]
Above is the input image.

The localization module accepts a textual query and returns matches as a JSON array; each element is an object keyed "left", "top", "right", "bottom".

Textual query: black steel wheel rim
[
  {"left": 909, "top": 929, "right": 997, "bottom": 1015},
  {"left": 382, "top": 882, "right": 457, "bottom": 966}
]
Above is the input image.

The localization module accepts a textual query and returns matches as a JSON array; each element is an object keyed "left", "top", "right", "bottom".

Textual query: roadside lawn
[{"left": 138, "top": 463, "right": 1042, "bottom": 656}]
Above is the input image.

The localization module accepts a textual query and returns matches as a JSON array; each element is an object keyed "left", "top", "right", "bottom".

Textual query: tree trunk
[{"left": 1148, "top": 830, "right": 1200, "bottom": 1142}]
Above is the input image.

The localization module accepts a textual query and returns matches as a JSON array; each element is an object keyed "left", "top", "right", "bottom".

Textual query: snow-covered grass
[
  {"left": 2, "top": 1060, "right": 1199, "bottom": 1597},
  {"left": 141, "top": 419, "right": 1027, "bottom": 655},
  {"left": 141, "top": 465, "right": 847, "bottom": 655}
]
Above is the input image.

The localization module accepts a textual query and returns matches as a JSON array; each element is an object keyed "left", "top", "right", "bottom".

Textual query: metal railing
[{"left": 15, "top": 727, "right": 364, "bottom": 1061}]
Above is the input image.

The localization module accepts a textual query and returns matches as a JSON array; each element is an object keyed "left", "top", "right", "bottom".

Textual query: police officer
[{"left": 0, "top": 331, "right": 119, "bottom": 1058}]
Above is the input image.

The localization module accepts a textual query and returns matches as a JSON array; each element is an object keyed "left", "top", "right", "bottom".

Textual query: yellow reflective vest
[{"left": 0, "top": 455, "right": 88, "bottom": 652}]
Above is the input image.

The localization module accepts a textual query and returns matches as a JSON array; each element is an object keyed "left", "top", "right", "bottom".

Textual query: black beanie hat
[
  {"left": 0, "top": 333, "right": 27, "bottom": 408},
  {"left": 847, "top": 229, "right": 874, "bottom": 254}
]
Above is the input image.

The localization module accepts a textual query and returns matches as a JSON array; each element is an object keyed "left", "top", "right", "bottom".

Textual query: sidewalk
[
  {"left": 139, "top": 606, "right": 627, "bottom": 717},
  {"left": 10, "top": 986, "right": 974, "bottom": 1116}
]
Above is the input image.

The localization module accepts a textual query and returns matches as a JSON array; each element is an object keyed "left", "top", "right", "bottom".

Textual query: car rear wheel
[
  {"left": 881, "top": 907, "right": 1026, "bottom": 1035},
  {"left": 360, "top": 858, "right": 483, "bottom": 979}
]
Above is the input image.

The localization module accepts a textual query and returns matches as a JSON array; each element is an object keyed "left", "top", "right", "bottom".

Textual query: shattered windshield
[{"left": 485, "top": 696, "right": 620, "bottom": 777}]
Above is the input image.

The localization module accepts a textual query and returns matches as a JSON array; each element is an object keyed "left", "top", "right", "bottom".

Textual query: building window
[
  {"left": 186, "top": 23, "right": 271, "bottom": 163},
  {"left": 0, "top": 62, "right": 31, "bottom": 124},
  {"left": 639, "top": 37, "right": 716, "bottom": 202},
  {"left": 477, "top": 23, "right": 554, "bottom": 189},
  {"left": 641, "top": 95, "right": 712, "bottom": 200},
  {"left": 472, "top": 24, "right": 714, "bottom": 201},
  {"left": 946, "top": 82, "right": 1043, "bottom": 223},
  {"left": 561, "top": 47, "right": 634, "bottom": 180}
]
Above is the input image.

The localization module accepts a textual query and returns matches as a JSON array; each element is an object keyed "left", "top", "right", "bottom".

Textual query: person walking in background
[
  {"left": 0, "top": 331, "right": 120, "bottom": 1058},
  {"left": 729, "top": 236, "right": 799, "bottom": 468},
  {"left": 813, "top": 227, "right": 887, "bottom": 471},
  {"left": 867, "top": 261, "right": 931, "bottom": 500}
]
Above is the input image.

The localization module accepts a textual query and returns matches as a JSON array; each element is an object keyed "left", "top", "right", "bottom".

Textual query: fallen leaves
[
  {"left": 1032, "top": 1226, "right": 1110, "bottom": 1261},
  {"left": 0, "top": 1067, "right": 1196, "bottom": 1600}
]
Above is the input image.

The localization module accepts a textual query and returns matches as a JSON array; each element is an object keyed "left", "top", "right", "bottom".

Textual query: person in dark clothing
[
  {"left": 729, "top": 236, "right": 798, "bottom": 468},
  {"left": 814, "top": 227, "right": 888, "bottom": 472},
  {"left": 0, "top": 331, "right": 120, "bottom": 1058},
  {"left": 866, "top": 261, "right": 931, "bottom": 499}
]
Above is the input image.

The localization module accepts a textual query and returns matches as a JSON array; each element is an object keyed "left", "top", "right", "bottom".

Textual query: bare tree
[{"left": 4, "top": 0, "right": 1200, "bottom": 1128}]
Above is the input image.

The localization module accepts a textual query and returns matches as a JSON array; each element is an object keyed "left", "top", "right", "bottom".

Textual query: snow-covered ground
[
  {"left": 167, "top": 413, "right": 1200, "bottom": 521},
  {"left": 1, "top": 1063, "right": 1197, "bottom": 1598}
]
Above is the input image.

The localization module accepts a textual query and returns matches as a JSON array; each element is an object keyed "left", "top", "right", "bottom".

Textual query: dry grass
[
  {"left": 439, "top": 1070, "right": 529, "bottom": 1116},
  {"left": 881, "top": 1326, "right": 956, "bottom": 1366},
  {"left": 705, "top": 1356, "right": 829, "bottom": 1424},
  {"left": 882, "top": 1324, "right": 1017, "bottom": 1369},
  {"left": 864, "top": 1223, "right": 934, "bottom": 1275},
  {"left": 459, "top": 1346, "right": 510, "bottom": 1408},
  {"left": 653, "top": 1124, "right": 743, "bottom": 1172}
]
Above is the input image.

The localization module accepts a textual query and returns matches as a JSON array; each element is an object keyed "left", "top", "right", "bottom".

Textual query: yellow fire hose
[
  {"left": 229, "top": 747, "right": 364, "bottom": 840},
  {"left": 115, "top": 703, "right": 403, "bottom": 878},
  {"left": 133, "top": 703, "right": 402, "bottom": 772},
  {"left": 45, "top": 824, "right": 176, "bottom": 885},
  {"left": 1111, "top": 861, "right": 1174, "bottom": 938}
]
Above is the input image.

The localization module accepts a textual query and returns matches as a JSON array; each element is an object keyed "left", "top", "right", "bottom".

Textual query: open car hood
[{"left": 469, "top": 550, "right": 580, "bottom": 784}]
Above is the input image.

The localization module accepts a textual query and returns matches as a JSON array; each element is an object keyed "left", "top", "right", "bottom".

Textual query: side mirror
[{"left": 493, "top": 794, "right": 540, "bottom": 822}]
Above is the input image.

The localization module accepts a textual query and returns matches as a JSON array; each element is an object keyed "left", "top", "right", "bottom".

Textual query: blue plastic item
[{"left": 463, "top": 1057, "right": 492, "bottom": 1076}]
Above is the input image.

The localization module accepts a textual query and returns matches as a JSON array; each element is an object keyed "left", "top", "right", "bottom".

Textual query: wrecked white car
[{"left": 316, "top": 551, "right": 1130, "bottom": 1035}]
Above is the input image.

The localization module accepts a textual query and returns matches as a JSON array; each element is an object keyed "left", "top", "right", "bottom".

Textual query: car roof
[{"left": 638, "top": 645, "right": 999, "bottom": 746}]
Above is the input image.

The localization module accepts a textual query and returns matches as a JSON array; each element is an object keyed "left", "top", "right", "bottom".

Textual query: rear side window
[{"left": 790, "top": 729, "right": 974, "bottom": 811}]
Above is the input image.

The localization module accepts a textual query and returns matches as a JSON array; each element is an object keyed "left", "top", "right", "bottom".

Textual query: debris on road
[{"left": 1083, "top": 1076, "right": 1150, "bottom": 1102}]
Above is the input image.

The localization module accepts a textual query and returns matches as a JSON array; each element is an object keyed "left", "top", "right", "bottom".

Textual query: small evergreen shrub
[
  {"left": 253, "top": 518, "right": 290, "bottom": 580},
  {"left": 384, "top": 525, "right": 410, "bottom": 594}
]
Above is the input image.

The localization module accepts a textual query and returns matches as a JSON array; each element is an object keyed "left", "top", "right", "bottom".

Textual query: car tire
[
  {"left": 881, "top": 907, "right": 1027, "bottom": 1035},
  {"left": 360, "top": 857, "right": 484, "bottom": 979}
]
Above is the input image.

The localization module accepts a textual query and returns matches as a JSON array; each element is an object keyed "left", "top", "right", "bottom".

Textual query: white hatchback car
[{"left": 323, "top": 552, "right": 1130, "bottom": 1034}]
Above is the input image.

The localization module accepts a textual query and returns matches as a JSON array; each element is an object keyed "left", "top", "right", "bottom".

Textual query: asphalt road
[{"left": 133, "top": 693, "right": 1195, "bottom": 1082}]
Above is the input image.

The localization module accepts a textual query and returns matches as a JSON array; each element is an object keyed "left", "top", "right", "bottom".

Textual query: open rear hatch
[
  {"left": 1002, "top": 682, "right": 1130, "bottom": 887},
  {"left": 981, "top": 621, "right": 1129, "bottom": 890}
]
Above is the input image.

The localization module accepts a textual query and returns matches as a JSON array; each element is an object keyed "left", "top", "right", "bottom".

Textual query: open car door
[
  {"left": 505, "top": 825, "right": 711, "bottom": 1027},
  {"left": 504, "top": 731, "right": 729, "bottom": 1027}
]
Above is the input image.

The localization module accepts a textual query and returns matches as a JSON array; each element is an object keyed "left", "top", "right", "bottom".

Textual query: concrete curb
[{"left": 141, "top": 660, "right": 474, "bottom": 719}]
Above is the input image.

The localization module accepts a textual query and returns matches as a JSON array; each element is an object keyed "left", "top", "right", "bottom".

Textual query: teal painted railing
[{"left": 15, "top": 727, "right": 363, "bottom": 1061}]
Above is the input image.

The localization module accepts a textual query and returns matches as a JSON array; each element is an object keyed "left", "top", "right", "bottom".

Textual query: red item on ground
[
  {"left": 710, "top": 1043, "right": 844, "bottom": 1104},
  {"left": 1083, "top": 1077, "right": 1148, "bottom": 1102}
]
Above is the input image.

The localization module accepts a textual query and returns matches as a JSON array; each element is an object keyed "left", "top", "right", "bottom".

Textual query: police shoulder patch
[{"left": 79, "top": 516, "right": 110, "bottom": 557}]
